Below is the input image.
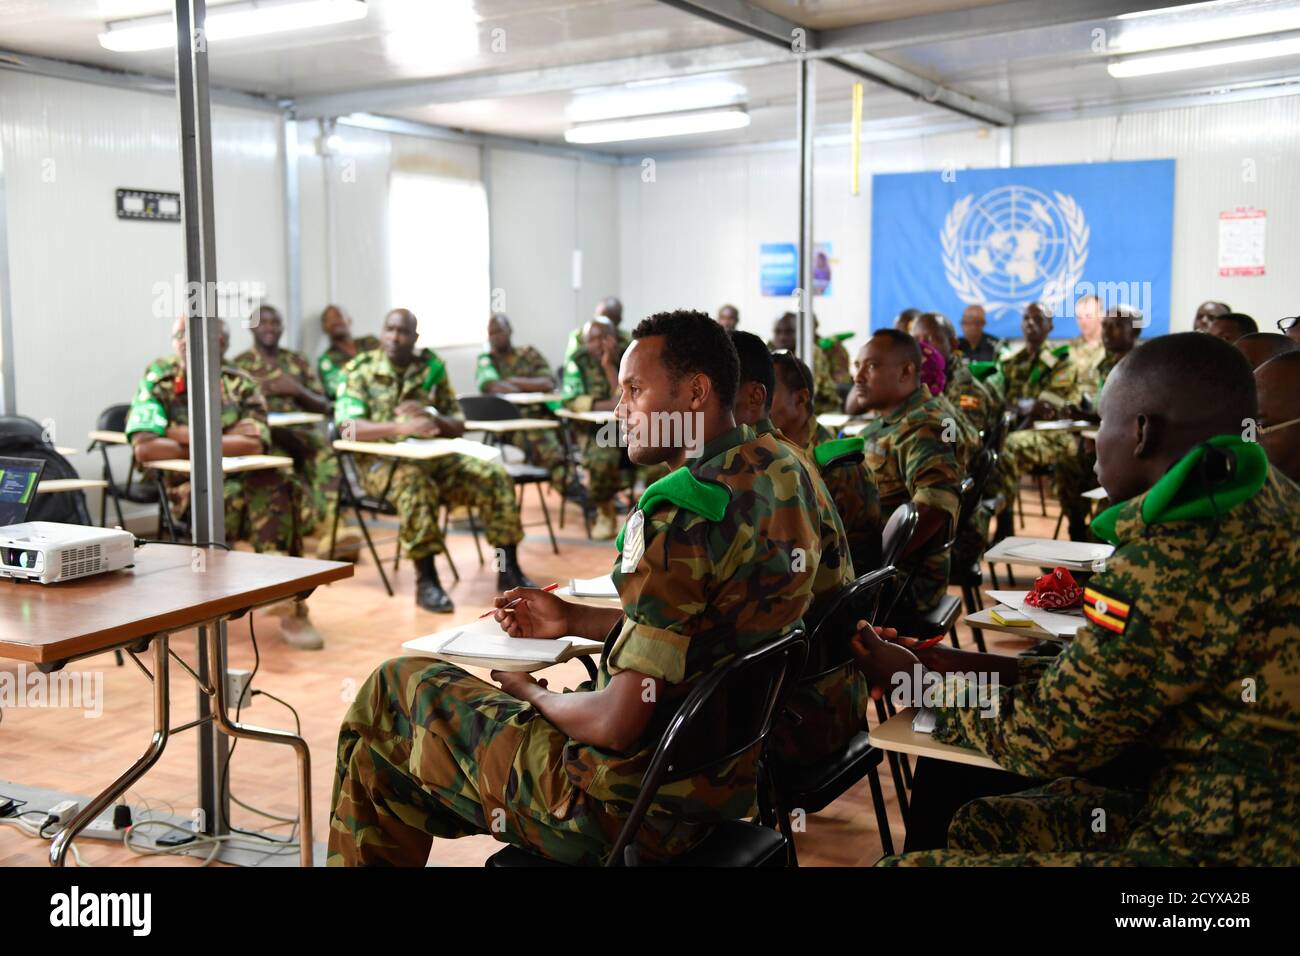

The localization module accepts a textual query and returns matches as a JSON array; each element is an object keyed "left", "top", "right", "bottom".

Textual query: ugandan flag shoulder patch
[{"left": 1084, "top": 586, "right": 1132, "bottom": 635}]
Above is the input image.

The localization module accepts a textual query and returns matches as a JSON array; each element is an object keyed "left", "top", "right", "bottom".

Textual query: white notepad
[
  {"left": 987, "top": 590, "right": 1086, "bottom": 639},
  {"left": 402, "top": 617, "right": 603, "bottom": 672},
  {"left": 568, "top": 575, "right": 618, "bottom": 598}
]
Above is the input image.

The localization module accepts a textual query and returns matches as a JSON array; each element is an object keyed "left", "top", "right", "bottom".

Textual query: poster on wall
[
  {"left": 1217, "top": 207, "right": 1266, "bottom": 277},
  {"left": 870, "top": 159, "right": 1175, "bottom": 338},
  {"left": 759, "top": 242, "right": 832, "bottom": 297}
]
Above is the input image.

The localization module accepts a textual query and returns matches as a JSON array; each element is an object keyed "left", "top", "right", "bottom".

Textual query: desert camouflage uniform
[
  {"left": 475, "top": 345, "right": 565, "bottom": 486},
  {"left": 327, "top": 424, "right": 825, "bottom": 865},
  {"left": 125, "top": 355, "right": 302, "bottom": 554},
  {"left": 232, "top": 346, "right": 337, "bottom": 534},
  {"left": 561, "top": 348, "right": 628, "bottom": 506},
  {"left": 886, "top": 445, "right": 1300, "bottom": 865},
  {"left": 334, "top": 348, "right": 523, "bottom": 559},
  {"left": 318, "top": 334, "right": 379, "bottom": 400},
  {"left": 858, "top": 386, "right": 962, "bottom": 614},
  {"left": 1070, "top": 335, "right": 1105, "bottom": 388}
]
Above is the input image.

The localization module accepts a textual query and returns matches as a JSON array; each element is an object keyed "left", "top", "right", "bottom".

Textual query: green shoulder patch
[
  {"left": 813, "top": 436, "right": 865, "bottom": 470},
  {"left": 614, "top": 467, "right": 731, "bottom": 551},
  {"left": 968, "top": 360, "right": 998, "bottom": 381}
]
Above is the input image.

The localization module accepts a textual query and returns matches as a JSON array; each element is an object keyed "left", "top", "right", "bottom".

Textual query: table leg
[
  {"left": 204, "top": 627, "right": 314, "bottom": 867},
  {"left": 49, "top": 636, "right": 171, "bottom": 866}
]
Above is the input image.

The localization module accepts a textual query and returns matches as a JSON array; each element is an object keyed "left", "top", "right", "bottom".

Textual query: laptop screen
[{"left": 0, "top": 456, "right": 46, "bottom": 527}]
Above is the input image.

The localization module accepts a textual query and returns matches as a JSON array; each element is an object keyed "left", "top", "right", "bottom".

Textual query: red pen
[
  {"left": 479, "top": 582, "right": 559, "bottom": 619},
  {"left": 911, "top": 635, "right": 946, "bottom": 650}
]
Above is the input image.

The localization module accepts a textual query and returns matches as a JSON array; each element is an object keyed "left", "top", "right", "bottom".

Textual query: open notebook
[
  {"left": 402, "top": 617, "right": 603, "bottom": 673},
  {"left": 987, "top": 589, "right": 1086, "bottom": 639},
  {"left": 568, "top": 575, "right": 618, "bottom": 598}
]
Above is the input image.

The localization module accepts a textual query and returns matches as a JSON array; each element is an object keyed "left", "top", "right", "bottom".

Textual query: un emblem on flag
[{"left": 941, "top": 185, "right": 1089, "bottom": 315}]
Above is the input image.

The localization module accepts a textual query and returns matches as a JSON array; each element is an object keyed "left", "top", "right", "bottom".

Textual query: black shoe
[
  {"left": 497, "top": 567, "right": 536, "bottom": 592},
  {"left": 416, "top": 578, "right": 454, "bottom": 613}
]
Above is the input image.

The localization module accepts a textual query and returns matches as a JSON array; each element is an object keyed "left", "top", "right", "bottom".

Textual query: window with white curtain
[{"left": 387, "top": 171, "right": 490, "bottom": 347}]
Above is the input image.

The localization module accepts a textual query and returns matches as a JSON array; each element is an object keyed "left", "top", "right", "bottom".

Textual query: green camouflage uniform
[
  {"left": 562, "top": 325, "right": 630, "bottom": 364},
  {"left": 334, "top": 348, "right": 523, "bottom": 558},
  {"left": 858, "top": 386, "right": 962, "bottom": 614},
  {"left": 886, "top": 441, "right": 1300, "bottom": 866},
  {"left": 125, "top": 355, "right": 302, "bottom": 554},
  {"left": 806, "top": 421, "right": 882, "bottom": 573},
  {"left": 561, "top": 348, "right": 627, "bottom": 506},
  {"left": 318, "top": 334, "right": 379, "bottom": 400},
  {"left": 819, "top": 333, "right": 855, "bottom": 391},
  {"left": 327, "top": 424, "right": 825, "bottom": 865},
  {"left": 475, "top": 345, "right": 565, "bottom": 487},
  {"left": 232, "top": 346, "right": 337, "bottom": 534},
  {"left": 997, "top": 343, "right": 1085, "bottom": 519},
  {"left": 945, "top": 358, "right": 998, "bottom": 439},
  {"left": 767, "top": 339, "right": 842, "bottom": 415}
]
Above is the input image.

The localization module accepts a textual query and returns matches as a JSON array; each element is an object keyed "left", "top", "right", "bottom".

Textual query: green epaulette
[
  {"left": 614, "top": 467, "right": 731, "bottom": 551},
  {"left": 817, "top": 331, "right": 856, "bottom": 350},
  {"left": 1050, "top": 344, "right": 1071, "bottom": 361},
  {"left": 419, "top": 352, "right": 447, "bottom": 392},
  {"left": 813, "top": 436, "right": 865, "bottom": 470},
  {"left": 969, "top": 361, "right": 999, "bottom": 381}
]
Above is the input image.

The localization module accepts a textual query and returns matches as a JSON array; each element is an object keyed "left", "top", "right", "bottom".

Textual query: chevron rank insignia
[{"left": 1083, "top": 586, "right": 1131, "bottom": 635}]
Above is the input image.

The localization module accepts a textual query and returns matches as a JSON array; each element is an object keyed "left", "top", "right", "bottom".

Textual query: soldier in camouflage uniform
[
  {"left": 850, "top": 330, "right": 962, "bottom": 620},
  {"left": 232, "top": 305, "right": 358, "bottom": 561},
  {"left": 913, "top": 312, "right": 998, "bottom": 439},
  {"left": 328, "top": 310, "right": 825, "bottom": 865},
  {"left": 730, "top": 333, "right": 866, "bottom": 768},
  {"left": 561, "top": 317, "right": 628, "bottom": 539},
  {"left": 317, "top": 304, "right": 379, "bottom": 400},
  {"left": 128, "top": 317, "right": 322, "bottom": 648},
  {"left": 770, "top": 311, "right": 842, "bottom": 414},
  {"left": 816, "top": 319, "right": 855, "bottom": 394},
  {"left": 993, "top": 303, "right": 1084, "bottom": 537},
  {"left": 1069, "top": 293, "right": 1106, "bottom": 385},
  {"left": 334, "top": 308, "right": 534, "bottom": 614},
  {"left": 562, "top": 295, "right": 631, "bottom": 364},
  {"left": 856, "top": 333, "right": 1300, "bottom": 865},
  {"left": 476, "top": 312, "right": 565, "bottom": 487}
]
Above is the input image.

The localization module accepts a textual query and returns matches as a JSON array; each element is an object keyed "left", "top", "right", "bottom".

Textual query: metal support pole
[
  {"left": 0, "top": 138, "right": 16, "bottom": 416},
  {"left": 795, "top": 57, "right": 817, "bottom": 367},
  {"left": 283, "top": 116, "right": 303, "bottom": 351},
  {"left": 174, "top": 0, "right": 229, "bottom": 839}
]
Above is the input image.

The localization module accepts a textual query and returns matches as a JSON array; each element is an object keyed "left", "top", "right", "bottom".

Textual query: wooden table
[
  {"left": 964, "top": 606, "right": 1059, "bottom": 643},
  {"left": 147, "top": 454, "right": 294, "bottom": 475},
  {"left": 37, "top": 478, "right": 108, "bottom": 494},
  {"left": 498, "top": 392, "right": 564, "bottom": 406},
  {"left": 557, "top": 575, "right": 622, "bottom": 609},
  {"left": 555, "top": 408, "right": 617, "bottom": 426},
  {"left": 54, "top": 446, "right": 78, "bottom": 457},
  {"left": 332, "top": 438, "right": 498, "bottom": 461},
  {"left": 869, "top": 707, "right": 999, "bottom": 770},
  {"left": 0, "top": 545, "right": 352, "bottom": 867},
  {"left": 88, "top": 429, "right": 127, "bottom": 445},
  {"left": 984, "top": 535, "right": 1113, "bottom": 572},
  {"left": 268, "top": 411, "right": 326, "bottom": 427},
  {"left": 463, "top": 418, "right": 560, "bottom": 434},
  {"left": 1082, "top": 428, "right": 1099, "bottom": 441}
]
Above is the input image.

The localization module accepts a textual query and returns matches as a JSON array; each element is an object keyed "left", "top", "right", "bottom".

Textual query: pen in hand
[{"left": 479, "top": 582, "right": 559, "bottom": 619}]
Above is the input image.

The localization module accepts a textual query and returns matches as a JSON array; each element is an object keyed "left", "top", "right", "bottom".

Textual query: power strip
[{"left": 83, "top": 818, "right": 122, "bottom": 835}]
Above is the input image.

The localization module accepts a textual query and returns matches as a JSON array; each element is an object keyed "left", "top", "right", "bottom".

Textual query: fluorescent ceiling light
[
  {"left": 1108, "top": 30, "right": 1300, "bottom": 76},
  {"left": 98, "top": 0, "right": 368, "bottom": 52},
  {"left": 566, "top": 79, "right": 747, "bottom": 123},
  {"left": 1111, "top": 2, "right": 1300, "bottom": 54},
  {"left": 564, "top": 108, "right": 750, "bottom": 144}
]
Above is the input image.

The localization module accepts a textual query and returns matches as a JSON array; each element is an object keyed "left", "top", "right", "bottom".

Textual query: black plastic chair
[
  {"left": 457, "top": 394, "right": 559, "bottom": 555},
  {"left": 770, "top": 567, "right": 899, "bottom": 864},
  {"left": 88, "top": 404, "right": 160, "bottom": 528},
  {"left": 326, "top": 423, "right": 458, "bottom": 595},
  {"left": 485, "top": 627, "right": 809, "bottom": 868},
  {"left": 0, "top": 417, "right": 93, "bottom": 526}
]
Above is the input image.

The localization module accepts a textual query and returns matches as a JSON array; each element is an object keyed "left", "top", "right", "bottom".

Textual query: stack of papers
[
  {"left": 986, "top": 589, "right": 1085, "bottom": 639},
  {"left": 401, "top": 617, "right": 603, "bottom": 673},
  {"left": 568, "top": 575, "right": 618, "bottom": 598},
  {"left": 985, "top": 537, "right": 1113, "bottom": 569}
]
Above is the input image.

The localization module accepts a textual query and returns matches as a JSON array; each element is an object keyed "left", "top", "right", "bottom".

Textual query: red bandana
[{"left": 1024, "top": 566, "right": 1084, "bottom": 610}]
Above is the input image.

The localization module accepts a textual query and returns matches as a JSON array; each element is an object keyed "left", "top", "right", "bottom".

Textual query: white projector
[{"left": 0, "top": 522, "right": 135, "bottom": 584}]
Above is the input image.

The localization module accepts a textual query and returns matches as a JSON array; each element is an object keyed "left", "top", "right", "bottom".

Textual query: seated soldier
[
  {"left": 562, "top": 295, "right": 630, "bottom": 364},
  {"left": 561, "top": 317, "right": 628, "bottom": 540},
  {"left": 334, "top": 308, "right": 534, "bottom": 614},
  {"left": 317, "top": 304, "right": 377, "bottom": 400},
  {"left": 814, "top": 316, "right": 855, "bottom": 397},
  {"left": 1193, "top": 299, "right": 1230, "bottom": 333},
  {"left": 328, "top": 310, "right": 827, "bottom": 865},
  {"left": 1255, "top": 350, "right": 1300, "bottom": 485},
  {"left": 917, "top": 338, "right": 980, "bottom": 471},
  {"left": 993, "top": 302, "right": 1083, "bottom": 538},
  {"left": 854, "top": 333, "right": 1300, "bottom": 866},
  {"left": 957, "top": 304, "right": 1001, "bottom": 364},
  {"left": 913, "top": 312, "right": 997, "bottom": 440},
  {"left": 766, "top": 348, "right": 882, "bottom": 572},
  {"left": 476, "top": 312, "right": 566, "bottom": 489},
  {"left": 729, "top": 331, "right": 862, "bottom": 766},
  {"left": 233, "top": 304, "right": 359, "bottom": 562},
  {"left": 1207, "top": 312, "right": 1258, "bottom": 343},
  {"left": 128, "top": 317, "right": 321, "bottom": 649},
  {"left": 1234, "top": 331, "right": 1297, "bottom": 369},
  {"left": 1069, "top": 293, "right": 1106, "bottom": 384},
  {"left": 716, "top": 303, "right": 740, "bottom": 332},
  {"left": 849, "top": 330, "right": 962, "bottom": 621},
  {"left": 770, "top": 311, "right": 840, "bottom": 414}
]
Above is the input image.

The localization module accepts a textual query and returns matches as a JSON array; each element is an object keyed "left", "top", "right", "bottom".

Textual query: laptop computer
[{"left": 0, "top": 456, "right": 46, "bottom": 527}]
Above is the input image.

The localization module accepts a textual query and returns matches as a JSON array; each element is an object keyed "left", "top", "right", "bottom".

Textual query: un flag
[{"left": 871, "top": 159, "right": 1174, "bottom": 339}]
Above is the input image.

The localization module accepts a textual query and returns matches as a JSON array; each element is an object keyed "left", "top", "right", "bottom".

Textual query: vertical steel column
[
  {"left": 0, "top": 138, "right": 16, "bottom": 416},
  {"left": 796, "top": 57, "right": 817, "bottom": 366},
  {"left": 283, "top": 116, "right": 303, "bottom": 351},
  {"left": 174, "top": 0, "right": 229, "bottom": 838}
]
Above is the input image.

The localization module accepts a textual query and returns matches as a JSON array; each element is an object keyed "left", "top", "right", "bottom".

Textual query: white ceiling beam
[{"left": 293, "top": 40, "right": 787, "bottom": 119}]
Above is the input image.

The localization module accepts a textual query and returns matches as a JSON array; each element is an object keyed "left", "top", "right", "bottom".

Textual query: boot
[
  {"left": 591, "top": 501, "right": 618, "bottom": 541},
  {"left": 280, "top": 600, "right": 324, "bottom": 650},
  {"left": 414, "top": 554, "right": 454, "bottom": 613},
  {"left": 496, "top": 544, "right": 536, "bottom": 592}
]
